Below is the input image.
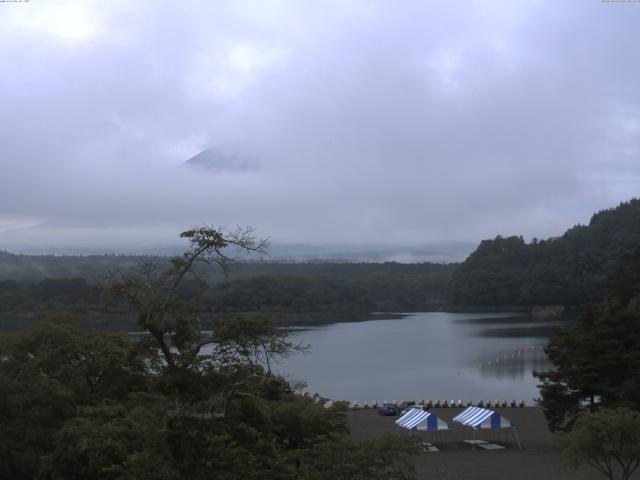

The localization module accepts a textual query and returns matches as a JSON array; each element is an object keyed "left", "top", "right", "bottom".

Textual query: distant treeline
[
  {"left": 1, "top": 198, "right": 639, "bottom": 330},
  {"left": 450, "top": 198, "right": 640, "bottom": 307},
  {"left": 0, "top": 250, "right": 455, "bottom": 283},
  {"left": 0, "top": 263, "right": 455, "bottom": 331},
  {"left": 0, "top": 251, "right": 146, "bottom": 281}
]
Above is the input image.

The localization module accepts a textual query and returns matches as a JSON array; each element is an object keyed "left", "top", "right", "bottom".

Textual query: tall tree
[
  {"left": 109, "top": 226, "right": 269, "bottom": 371},
  {"left": 535, "top": 248, "right": 640, "bottom": 431}
]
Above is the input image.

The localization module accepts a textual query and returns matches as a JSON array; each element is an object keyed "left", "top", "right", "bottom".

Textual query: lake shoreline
[
  {"left": 0, "top": 303, "right": 577, "bottom": 333},
  {"left": 278, "top": 312, "right": 558, "bottom": 402}
]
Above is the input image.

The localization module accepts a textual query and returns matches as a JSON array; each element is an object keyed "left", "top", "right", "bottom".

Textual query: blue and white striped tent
[
  {"left": 453, "top": 406, "right": 512, "bottom": 429},
  {"left": 395, "top": 407, "right": 449, "bottom": 431},
  {"left": 453, "top": 406, "right": 521, "bottom": 449}
]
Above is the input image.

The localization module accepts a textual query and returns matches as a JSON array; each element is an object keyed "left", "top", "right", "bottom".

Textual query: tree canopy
[
  {"left": 0, "top": 226, "right": 419, "bottom": 479},
  {"left": 557, "top": 408, "right": 640, "bottom": 480},
  {"left": 451, "top": 199, "right": 640, "bottom": 307},
  {"left": 535, "top": 248, "right": 640, "bottom": 431}
]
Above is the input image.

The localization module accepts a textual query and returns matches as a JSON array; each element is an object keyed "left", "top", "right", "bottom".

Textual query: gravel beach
[{"left": 347, "top": 407, "right": 627, "bottom": 480}]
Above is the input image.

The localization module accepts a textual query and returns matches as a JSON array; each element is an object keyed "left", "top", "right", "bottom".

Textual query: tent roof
[
  {"left": 452, "top": 406, "right": 511, "bottom": 429},
  {"left": 396, "top": 407, "right": 449, "bottom": 431}
]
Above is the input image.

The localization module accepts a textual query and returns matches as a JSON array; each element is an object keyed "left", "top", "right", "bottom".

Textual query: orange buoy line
[
  {"left": 321, "top": 346, "right": 544, "bottom": 409},
  {"left": 328, "top": 399, "right": 529, "bottom": 409},
  {"left": 460, "top": 343, "right": 546, "bottom": 375}
]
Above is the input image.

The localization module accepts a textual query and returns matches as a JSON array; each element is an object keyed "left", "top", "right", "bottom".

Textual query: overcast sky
[{"left": 0, "top": 0, "right": 639, "bottom": 251}]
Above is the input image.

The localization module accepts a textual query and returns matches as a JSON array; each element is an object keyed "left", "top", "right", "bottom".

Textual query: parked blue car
[{"left": 378, "top": 403, "right": 399, "bottom": 416}]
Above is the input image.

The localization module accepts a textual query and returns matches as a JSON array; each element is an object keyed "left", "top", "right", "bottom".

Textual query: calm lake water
[{"left": 275, "top": 312, "right": 569, "bottom": 404}]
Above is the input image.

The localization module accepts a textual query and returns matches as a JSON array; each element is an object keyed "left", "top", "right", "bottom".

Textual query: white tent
[
  {"left": 395, "top": 407, "right": 449, "bottom": 431},
  {"left": 452, "top": 406, "right": 521, "bottom": 449},
  {"left": 452, "top": 406, "right": 512, "bottom": 429}
]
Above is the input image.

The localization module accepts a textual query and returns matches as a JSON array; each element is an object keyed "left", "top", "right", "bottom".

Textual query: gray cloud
[{"left": 0, "top": 0, "right": 639, "bottom": 251}]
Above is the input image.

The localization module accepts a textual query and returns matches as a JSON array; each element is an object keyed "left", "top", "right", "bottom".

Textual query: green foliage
[
  {"left": 0, "top": 315, "right": 362, "bottom": 479},
  {"left": 556, "top": 408, "right": 640, "bottom": 480},
  {"left": 209, "top": 275, "right": 376, "bottom": 314},
  {"left": 0, "top": 263, "right": 454, "bottom": 331},
  {"left": 0, "top": 227, "right": 421, "bottom": 479},
  {"left": 0, "top": 317, "right": 155, "bottom": 480},
  {"left": 451, "top": 198, "right": 640, "bottom": 307},
  {"left": 536, "top": 248, "right": 640, "bottom": 431},
  {"left": 40, "top": 402, "right": 172, "bottom": 480},
  {"left": 300, "top": 434, "right": 419, "bottom": 480},
  {"left": 269, "top": 394, "right": 349, "bottom": 453},
  {"left": 212, "top": 314, "right": 303, "bottom": 373},
  {"left": 0, "top": 372, "right": 76, "bottom": 480}
]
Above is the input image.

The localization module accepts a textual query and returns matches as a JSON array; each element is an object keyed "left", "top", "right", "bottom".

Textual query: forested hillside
[
  {"left": 450, "top": 199, "right": 640, "bottom": 307},
  {"left": 535, "top": 247, "right": 640, "bottom": 431},
  {"left": 0, "top": 263, "right": 455, "bottom": 331},
  {"left": 2, "top": 199, "right": 639, "bottom": 328}
]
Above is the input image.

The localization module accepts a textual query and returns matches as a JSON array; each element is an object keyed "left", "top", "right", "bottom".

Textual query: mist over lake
[{"left": 277, "top": 312, "right": 568, "bottom": 403}]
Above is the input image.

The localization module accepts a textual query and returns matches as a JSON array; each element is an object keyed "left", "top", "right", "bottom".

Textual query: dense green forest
[
  {"left": 450, "top": 199, "right": 640, "bottom": 307},
  {"left": 0, "top": 228, "right": 419, "bottom": 479},
  {"left": 0, "top": 264, "right": 454, "bottom": 331},
  {"left": 0, "top": 249, "right": 456, "bottom": 283},
  {"left": 1, "top": 198, "right": 639, "bottom": 332},
  {"left": 534, "top": 247, "right": 640, "bottom": 479},
  {"left": 535, "top": 247, "right": 640, "bottom": 431}
]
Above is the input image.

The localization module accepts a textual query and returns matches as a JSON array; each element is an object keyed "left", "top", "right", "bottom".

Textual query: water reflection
[
  {"left": 475, "top": 346, "right": 549, "bottom": 382},
  {"left": 454, "top": 313, "right": 571, "bottom": 338},
  {"left": 473, "top": 325, "right": 565, "bottom": 337}
]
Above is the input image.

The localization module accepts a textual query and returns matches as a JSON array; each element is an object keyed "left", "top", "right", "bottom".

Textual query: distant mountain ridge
[
  {"left": 450, "top": 198, "right": 640, "bottom": 307},
  {"left": 183, "top": 148, "right": 253, "bottom": 173}
]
